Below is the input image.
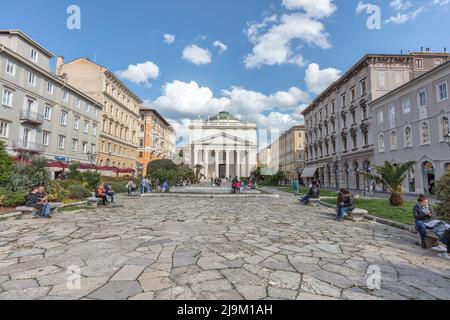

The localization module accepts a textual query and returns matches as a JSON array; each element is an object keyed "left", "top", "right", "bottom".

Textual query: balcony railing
[
  {"left": 12, "top": 140, "right": 44, "bottom": 153},
  {"left": 19, "top": 110, "right": 44, "bottom": 126}
]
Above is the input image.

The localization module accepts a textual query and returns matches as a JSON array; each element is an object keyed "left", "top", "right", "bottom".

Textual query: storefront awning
[{"left": 301, "top": 166, "right": 320, "bottom": 178}]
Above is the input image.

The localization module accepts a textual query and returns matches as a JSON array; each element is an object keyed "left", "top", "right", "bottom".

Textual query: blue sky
[{"left": 1, "top": 0, "right": 449, "bottom": 145}]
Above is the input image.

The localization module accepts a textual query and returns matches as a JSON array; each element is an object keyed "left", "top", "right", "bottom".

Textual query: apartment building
[
  {"left": 269, "top": 125, "right": 305, "bottom": 182},
  {"left": 257, "top": 146, "right": 272, "bottom": 169},
  {"left": 301, "top": 52, "right": 449, "bottom": 190},
  {"left": 0, "top": 30, "right": 102, "bottom": 169},
  {"left": 58, "top": 58, "right": 142, "bottom": 171},
  {"left": 371, "top": 60, "right": 450, "bottom": 195},
  {"left": 138, "top": 108, "right": 176, "bottom": 177}
]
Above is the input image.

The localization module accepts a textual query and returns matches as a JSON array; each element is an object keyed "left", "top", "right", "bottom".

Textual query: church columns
[
  {"left": 236, "top": 150, "right": 241, "bottom": 178},
  {"left": 204, "top": 149, "right": 209, "bottom": 178},
  {"left": 226, "top": 150, "right": 230, "bottom": 178},
  {"left": 215, "top": 149, "right": 220, "bottom": 178},
  {"left": 193, "top": 148, "right": 198, "bottom": 166}
]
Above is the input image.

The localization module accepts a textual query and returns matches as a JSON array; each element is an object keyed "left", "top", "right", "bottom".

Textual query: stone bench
[
  {"left": 87, "top": 197, "right": 103, "bottom": 207},
  {"left": 424, "top": 229, "right": 439, "bottom": 249},
  {"left": 347, "top": 208, "right": 367, "bottom": 222},
  {"left": 15, "top": 203, "right": 62, "bottom": 218},
  {"left": 308, "top": 198, "right": 321, "bottom": 207}
]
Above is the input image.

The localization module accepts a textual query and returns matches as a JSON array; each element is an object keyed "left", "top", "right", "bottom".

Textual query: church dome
[{"left": 209, "top": 111, "right": 239, "bottom": 121}]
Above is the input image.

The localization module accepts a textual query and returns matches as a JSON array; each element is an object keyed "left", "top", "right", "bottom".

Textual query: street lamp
[{"left": 86, "top": 151, "right": 98, "bottom": 171}]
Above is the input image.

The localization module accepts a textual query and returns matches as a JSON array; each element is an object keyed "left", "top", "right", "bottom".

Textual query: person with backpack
[{"left": 96, "top": 184, "right": 108, "bottom": 205}]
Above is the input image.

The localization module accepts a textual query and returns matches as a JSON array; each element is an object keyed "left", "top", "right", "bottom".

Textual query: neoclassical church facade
[{"left": 188, "top": 112, "right": 257, "bottom": 179}]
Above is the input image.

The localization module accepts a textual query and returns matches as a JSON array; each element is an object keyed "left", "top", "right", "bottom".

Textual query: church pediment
[{"left": 193, "top": 132, "right": 252, "bottom": 146}]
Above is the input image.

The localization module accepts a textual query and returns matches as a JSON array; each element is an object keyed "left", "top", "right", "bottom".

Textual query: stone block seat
[
  {"left": 15, "top": 202, "right": 63, "bottom": 218},
  {"left": 87, "top": 197, "right": 103, "bottom": 207},
  {"left": 308, "top": 198, "right": 321, "bottom": 207},
  {"left": 347, "top": 208, "right": 367, "bottom": 222},
  {"left": 424, "top": 229, "right": 439, "bottom": 249}
]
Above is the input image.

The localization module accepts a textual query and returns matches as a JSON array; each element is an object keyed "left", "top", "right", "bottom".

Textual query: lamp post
[{"left": 86, "top": 151, "right": 98, "bottom": 171}]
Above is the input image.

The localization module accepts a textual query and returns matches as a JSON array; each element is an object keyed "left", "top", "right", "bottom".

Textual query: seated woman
[
  {"left": 300, "top": 181, "right": 320, "bottom": 205},
  {"left": 104, "top": 183, "right": 115, "bottom": 203},
  {"left": 96, "top": 184, "right": 108, "bottom": 205},
  {"left": 336, "top": 190, "right": 355, "bottom": 222},
  {"left": 25, "top": 186, "right": 52, "bottom": 218}
]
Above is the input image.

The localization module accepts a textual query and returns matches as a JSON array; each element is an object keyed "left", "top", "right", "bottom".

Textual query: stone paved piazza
[{"left": 0, "top": 194, "right": 449, "bottom": 300}]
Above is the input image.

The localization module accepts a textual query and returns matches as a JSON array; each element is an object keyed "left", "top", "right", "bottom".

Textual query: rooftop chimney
[{"left": 56, "top": 55, "right": 64, "bottom": 76}]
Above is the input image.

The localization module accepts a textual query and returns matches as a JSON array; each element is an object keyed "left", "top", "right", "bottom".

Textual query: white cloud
[
  {"left": 384, "top": 6, "right": 424, "bottom": 24},
  {"left": 282, "top": 0, "right": 337, "bottom": 18},
  {"left": 433, "top": 0, "right": 449, "bottom": 6},
  {"left": 390, "top": 0, "right": 413, "bottom": 12},
  {"left": 304, "top": 63, "right": 341, "bottom": 95},
  {"left": 115, "top": 61, "right": 160, "bottom": 87},
  {"left": 355, "top": 1, "right": 369, "bottom": 14},
  {"left": 244, "top": 13, "right": 332, "bottom": 69},
  {"left": 213, "top": 41, "right": 228, "bottom": 53},
  {"left": 182, "top": 45, "right": 212, "bottom": 65},
  {"left": 163, "top": 34, "right": 175, "bottom": 44}
]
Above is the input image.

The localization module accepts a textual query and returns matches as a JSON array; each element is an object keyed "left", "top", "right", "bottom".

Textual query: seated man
[
  {"left": 413, "top": 195, "right": 450, "bottom": 251},
  {"left": 104, "top": 183, "right": 115, "bottom": 203},
  {"left": 300, "top": 182, "right": 320, "bottom": 205},
  {"left": 25, "top": 186, "right": 52, "bottom": 218},
  {"left": 126, "top": 181, "right": 137, "bottom": 196},
  {"left": 438, "top": 229, "right": 450, "bottom": 260},
  {"left": 336, "top": 190, "right": 355, "bottom": 222},
  {"left": 96, "top": 184, "right": 108, "bottom": 205}
]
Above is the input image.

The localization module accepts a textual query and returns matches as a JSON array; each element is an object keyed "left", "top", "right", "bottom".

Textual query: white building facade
[{"left": 189, "top": 112, "right": 257, "bottom": 179}]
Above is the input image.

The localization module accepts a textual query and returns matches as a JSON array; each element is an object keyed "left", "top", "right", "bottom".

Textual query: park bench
[
  {"left": 87, "top": 197, "right": 103, "bottom": 207},
  {"left": 346, "top": 208, "right": 367, "bottom": 222},
  {"left": 424, "top": 230, "right": 439, "bottom": 249},
  {"left": 15, "top": 202, "right": 63, "bottom": 218},
  {"left": 308, "top": 198, "right": 321, "bottom": 207}
]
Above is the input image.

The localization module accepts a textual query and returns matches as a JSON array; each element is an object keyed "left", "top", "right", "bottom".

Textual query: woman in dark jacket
[
  {"left": 25, "top": 186, "right": 51, "bottom": 218},
  {"left": 336, "top": 190, "right": 355, "bottom": 222}
]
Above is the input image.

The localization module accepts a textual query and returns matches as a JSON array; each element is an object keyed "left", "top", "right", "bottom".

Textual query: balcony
[
  {"left": 19, "top": 110, "right": 44, "bottom": 126},
  {"left": 12, "top": 140, "right": 44, "bottom": 153}
]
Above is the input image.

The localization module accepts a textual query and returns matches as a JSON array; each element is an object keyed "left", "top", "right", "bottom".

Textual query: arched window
[
  {"left": 378, "top": 134, "right": 385, "bottom": 153},
  {"left": 420, "top": 121, "right": 430, "bottom": 145},
  {"left": 439, "top": 116, "right": 449, "bottom": 142},
  {"left": 390, "top": 131, "right": 398, "bottom": 150},
  {"left": 140, "top": 124, "right": 145, "bottom": 133},
  {"left": 404, "top": 126, "right": 413, "bottom": 148}
]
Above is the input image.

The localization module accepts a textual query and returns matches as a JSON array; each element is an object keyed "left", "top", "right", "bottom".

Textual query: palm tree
[
  {"left": 194, "top": 164, "right": 204, "bottom": 180},
  {"left": 363, "top": 161, "right": 416, "bottom": 207}
]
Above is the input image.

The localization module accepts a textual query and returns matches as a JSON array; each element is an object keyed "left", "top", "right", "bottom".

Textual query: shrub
[
  {"left": 435, "top": 171, "right": 450, "bottom": 221},
  {"left": 0, "top": 189, "right": 27, "bottom": 207},
  {"left": 0, "top": 141, "right": 12, "bottom": 184},
  {"left": 67, "top": 163, "right": 82, "bottom": 180},
  {"left": 47, "top": 180, "right": 71, "bottom": 202},
  {"left": 81, "top": 172, "right": 101, "bottom": 191},
  {"left": 67, "top": 184, "right": 91, "bottom": 200},
  {"left": 103, "top": 181, "right": 127, "bottom": 194},
  {"left": 147, "top": 159, "right": 178, "bottom": 176}
]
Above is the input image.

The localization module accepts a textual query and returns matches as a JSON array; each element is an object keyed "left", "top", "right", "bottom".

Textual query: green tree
[
  {"left": 364, "top": 161, "right": 416, "bottom": 207},
  {"left": 147, "top": 159, "right": 178, "bottom": 177},
  {"left": 435, "top": 171, "right": 450, "bottom": 221},
  {"left": 67, "top": 162, "right": 82, "bottom": 180},
  {"left": 0, "top": 141, "right": 12, "bottom": 184},
  {"left": 194, "top": 164, "right": 204, "bottom": 180}
]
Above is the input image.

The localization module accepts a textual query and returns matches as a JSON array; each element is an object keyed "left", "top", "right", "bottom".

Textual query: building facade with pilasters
[
  {"left": 302, "top": 52, "right": 449, "bottom": 190},
  {"left": 189, "top": 112, "right": 257, "bottom": 179}
]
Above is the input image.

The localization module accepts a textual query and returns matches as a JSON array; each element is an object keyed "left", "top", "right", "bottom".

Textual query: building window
[
  {"left": 42, "top": 132, "right": 49, "bottom": 146},
  {"left": 342, "top": 114, "right": 347, "bottom": 128},
  {"left": 0, "top": 121, "right": 9, "bottom": 138},
  {"left": 2, "top": 89, "right": 13, "bottom": 107},
  {"left": 351, "top": 110, "right": 356, "bottom": 124},
  {"left": 342, "top": 136, "right": 348, "bottom": 151},
  {"left": 418, "top": 89, "right": 428, "bottom": 107},
  {"left": 341, "top": 93, "right": 346, "bottom": 107},
  {"left": 378, "top": 134, "right": 385, "bottom": 153},
  {"left": 139, "top": 138, "right": 144, "bottom": 148},
  {"left": 402, "top": 97, "right": 411, "bottom": 114},
  {"left": 5, "top": 59, "right": 15, "bottom": 76},
  {"left": 63, "top": 90, "right": 69, "bottom": 102},
  {"left": 352, "top": 135, "right": 357, "bottom": 149},
  {"left": 30, "top": 49, "right": 38, "bottom": 62},
  {"left": 58, "top": 136, "right": 65, "bottom": 149},
  {"left": 47, "top": 82, "right": 54, "bottom": 94},
  {"left": 351, "top": 87, "right": 356, "bottom": 101},
  {"left": 434, "top": 59, "right": 442, "bottom": 67},
  {"left": 360, "top": 79, "right": 367, "bottom": 95},
  {"left": 377, "top": 110, "right": 384, "bottom": 124},
  {"left": 363, "top": 130, "right": 369, "bottom": 146},
  {"left": 73, "top": 117, "right": 80, "bottom": 130},
  {"left": 60, "top": 112, "right": 68, "bottom": 126},
  {"left": 390, "top": 131, "right": 398, "bottom": 150},
  {"left": 76, "top": 97, "right": 81, "bottom": 108},
  {"left": 378, "top": 71, "right": 387, "bottom": 89},
  {"left": 72, "top": 139, "right": 78, "bottom": 152},
  {"left": 404, "top": 126, "right": 413, "bottom": 148},
  {"left": 437, "top": 82, "right": 448, "bottom": 101},
  {"left": 93, "top": 124, "right": 98, "bottom": 137},
  {"left": 94, "top": 108, "right": 98, "bottom": 118},
  {"left": 86, "top": 104, "right": 91, "bottom": 113},
  {"left": 44, "top": 105, "right": 52, "bottom": 120},
  {"left": 415, "top": 59, "right": 423, "bottom": 69},
  {"left": 83, "top": 121, "right": 89, "bottom": 134},
  {"left": 83, "top": 142, "right": 88, "bottom": 154},
  {"left": 420, "top": 121, "right": 431, "bottom": 145},
  {"left": 28, "top": 72, "right": 37, "bottom": 86},
  {"left": 439, "top": 116, "right": 449, "bottom": 142},
  {"left": 389, "top": 104, "right": 396, "bottom": 129},
  {"left": 331, "top": 100, "right": 335, "bottom": 113}
]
